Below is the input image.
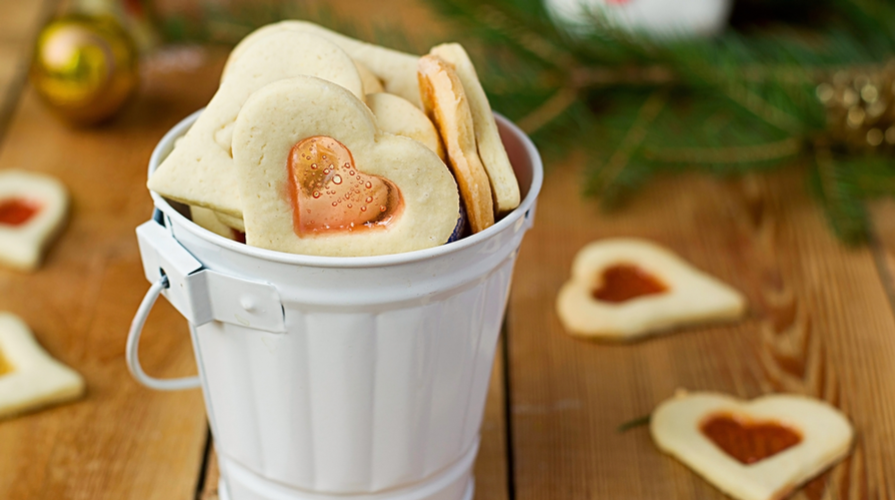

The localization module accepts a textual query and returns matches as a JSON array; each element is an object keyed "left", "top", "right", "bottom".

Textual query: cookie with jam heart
[
  {"left": 556, "top": 238, "right": 746, "bottom": 340},
  {"left": 224, "top": 21, "right": 422, "bottom": 107},
  {"left": 651, "top": 391, "right": 853, "bottom": 500},
  {"left": 0, "top": 313, "right": 85, "bottom": 419},
  {"left": 0, "top": 170, "right": 68, "bottom": 271},
  {"left": 148, "top": 31, "right": 365, "bottom": 219},
  {"left": 232, "top": 76, "right": 460, "bottom": 257}
]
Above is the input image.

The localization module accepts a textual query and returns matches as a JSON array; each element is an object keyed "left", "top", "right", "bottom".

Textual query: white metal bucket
[{"left": 127, "top": 109, "right": 543, "bottom": 500}]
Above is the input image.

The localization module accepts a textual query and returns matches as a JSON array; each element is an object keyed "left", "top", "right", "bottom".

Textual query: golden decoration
[
  {"left": 819, "top": 61, "right": 895, "bottom": 150},
  {"left": 30, "top": 13, "right": 139, "bottom": 126}
]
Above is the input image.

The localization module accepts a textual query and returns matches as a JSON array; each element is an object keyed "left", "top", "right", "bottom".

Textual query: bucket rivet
[{"left": 240, "top": 296, "right": 256, "bottom": 312}]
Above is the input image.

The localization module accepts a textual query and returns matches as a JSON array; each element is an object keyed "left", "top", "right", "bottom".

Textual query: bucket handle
[{"left": 126, "top": 274, "right": 201, "bottom": 391}]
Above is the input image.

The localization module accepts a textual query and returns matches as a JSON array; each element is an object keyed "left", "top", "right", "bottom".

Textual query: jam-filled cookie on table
[
  {"left": 0, "top": 313, "right": 84, "bottom": 419},
  {"left": 556, "top": 238, "right": 746, "bottom": 340},
  {"left": 0, "top": 170, "right": 68, "bottom": 271},
  {"left": 650, "top": 391, "right": 853, "bottom": 500}
]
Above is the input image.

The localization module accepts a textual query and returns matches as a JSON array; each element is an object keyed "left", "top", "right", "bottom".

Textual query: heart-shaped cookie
[
  {"left": 429, "top": 43, "right": 520, "bottom": 215},
  {"left": 232, "top": 76, "right": 460, "bottom": 256},
  {"left": 419, "top": 54, "right": 495, "bottom": 233},
  {"left": 366, "top": 92, "right": 445, "bottom": 160},
  {"left": 0, "top": 313, "right": 84, "bottom": 419},
  {"left": 651, "top": 391, "right": 853, "bottom": 500},
  {"left": 556, "top": 238, "right": 746, "bottom": 340},
  {"left": 224, "top": 21, "right": 422, "bottom": 107},
  {"left": 148, "top": 31, "right": 364, "bottom": 218},
  {"left": 0, "top": 170, "right": 68, "bottom": 271}
]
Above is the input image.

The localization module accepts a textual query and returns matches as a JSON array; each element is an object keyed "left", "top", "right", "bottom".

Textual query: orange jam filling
[
  {"left": 701, "top": 413, "right": 802, "bottom": 465},
  {"left": 0, "top": 198, "right": 41, "bottom": 227},
  {"left": 287, "top": 136, "right": 403, "bottom": 236},
  {"left": 591, "top": 264, "right": 668, "bottom": 303},
  {"left": 0, "top": 349, "right": 13, "bottom": 376}
]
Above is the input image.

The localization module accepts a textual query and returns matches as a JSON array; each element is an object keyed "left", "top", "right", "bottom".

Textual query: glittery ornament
[
  {"left": 30, "top": 13, "right": 139, "bottom": 126},
  {"left": 818, "top": 61, "right": 895, "bottom": 152}
]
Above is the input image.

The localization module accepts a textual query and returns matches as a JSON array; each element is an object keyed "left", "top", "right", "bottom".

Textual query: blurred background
[{"left": 17, "top": 0, "right": 895, "bottom": 243}]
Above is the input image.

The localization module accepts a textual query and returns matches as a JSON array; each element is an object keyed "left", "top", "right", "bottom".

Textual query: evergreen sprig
[
  {"left": 157, "top": 0, "right": 895, "bottom": 243},
  {"left": 424, "top": 0, "right": 895, "bottom": 243}
]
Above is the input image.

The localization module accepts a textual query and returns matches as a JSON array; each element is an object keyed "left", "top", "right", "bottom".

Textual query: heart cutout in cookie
[
  {"left": 0, "top": 198, "right": 41, "bottom": 227},
  {"left": 701, "top": 413, "right": 802, "bottom": 465},
  {"left": 232, "top": 76, "right": 459, "bottom": 257},
  {"left": 288, "top": 136, "right": 402, "bottom": 235},
  {"left": 0, "top": 170, "right": 68, "bottom": 271},
  {"left": 651, "top": 391, "right": 853, "bottom": 500},
  {"left": 592, "top": 263, "right": 668, "bottom": 303},
  {"left": 0, "top": 313, "right": 84, "bottom": 419},
  {"left": 556, "top": 238, "right": 746, "bottom": 340}
]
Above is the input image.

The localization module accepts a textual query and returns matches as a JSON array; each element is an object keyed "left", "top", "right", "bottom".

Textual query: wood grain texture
[
  {"left": 0, "top": 47, "right": 228, "bottom": 499},
  {"left": 508, "top": 163, "right": 895, "bottom": 499}
]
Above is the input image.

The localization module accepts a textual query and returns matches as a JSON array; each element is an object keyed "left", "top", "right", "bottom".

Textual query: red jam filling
[
  {"left": 591, "top": 263, "right": 668, "bottom": 303},
  {"left": 0, "top": 198, "right": 41, "bottom": 227},
  {"left": 287, "top": 136, "right": 403, "bottom": 236},
  {"left": 701, "top": 413, "right": 802, "bottom": 465}
]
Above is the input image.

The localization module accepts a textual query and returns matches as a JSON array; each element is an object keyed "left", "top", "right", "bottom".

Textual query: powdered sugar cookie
[
  {"left": 651, "top": 391, "right": 853, "bottom": 500},
  {"left": 148, "top": 31, "right": 364, "bottom": 217},
  {"left": 0, "top": 313, "right": 85, "bottom": 419},
  {"left": 366, "top": 92, "right": 445, "bottom": 160},
  {"left": 430, "top": 43, "right": 520, "bottom": 214},
  {"left": 556, "top": 238, "right": 746, "bottom": 340},
  {"left": 224, "top": 21, "right": 422, "bottom": 106},
  {"left": 418, "top": 55, "right": 495, "bottom": 233},
  {"left": 0, "top": 170, "right": 68, "bottom": 271},
  {"left": 232, "top": 76, "right": 459, "bottom": 256}
]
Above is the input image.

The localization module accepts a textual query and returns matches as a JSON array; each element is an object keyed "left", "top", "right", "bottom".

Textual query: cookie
[
  {"left": 0, "top": 170, "right": 68, "bottom": 271},
  {"left": 190, "top": 205, "right": 244, "bottom": 241},
  {"left": 366, "top": 92, "right": 445, "bottom": 160},
  {"left": 355, "top": 60, "right": 385, "bottom": 94},
  {"left": 223, "top": 21, "right": 422, "bottom": 106},
  {"left": 556, "top": 238, "right": 746, "bottom": 340},
  {"left": 148, "top": 31, "right": 364, "bottom": 217},
  {"left": 418, "top": 54, "right": 495, "bottom": 233},
  {"left": 0, "top": 313, "right": 85, "bottom": 419},
  {"left": 231, "top": 76, "right": 460, "bottom": 257},
  {"left": 430, "top": 43, "right": 520, "bottom": 214},
  {"left": 651, "top": 391, "right": 853, "bottom": 500}
]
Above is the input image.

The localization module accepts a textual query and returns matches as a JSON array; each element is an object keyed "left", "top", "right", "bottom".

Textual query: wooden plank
[
  {"left": 199, "top": 340, "right": 510, "bottom": 500},
  {"left": 507, "top": 164, "right": 895, "bottom": 499},
  {"left": 870, "top": 200, "right": 895, "bottom": 311},
  {"left": 0, "top": 0, "right": 55, "bottom": 140},
  {"left": 0, "top": 47, "right": 228, "bottom": 499}
]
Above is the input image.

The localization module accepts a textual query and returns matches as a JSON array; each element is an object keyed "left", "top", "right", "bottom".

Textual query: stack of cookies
[{"left": 148, "top": 21, "right": 521, "bottom": 257}]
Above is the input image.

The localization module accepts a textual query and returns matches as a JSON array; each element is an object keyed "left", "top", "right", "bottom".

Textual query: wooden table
[{"left": 1, "top": 1, "right": 895, "bottom": 498}]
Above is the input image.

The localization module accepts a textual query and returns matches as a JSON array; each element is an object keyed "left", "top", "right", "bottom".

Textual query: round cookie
[
  {"left": 148, "top": 31, "right": 364, "bottom": 218},
  {"left": 366, "top": 92, "right": 445, "bottom": 160},
  {"left": 232, "top": 76, "right": 460, "bottom": 257},
  {"left": 430, "top": 43, "right": 520, "bottom": 215},
  {"left": 223, "top": 21, "right": 422, "bottom": 106},
  {"left": 418, "top": 54, "right": 494, "bottom": 233}
]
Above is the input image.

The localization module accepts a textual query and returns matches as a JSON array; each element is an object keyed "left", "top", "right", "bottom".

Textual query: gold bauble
[{"left": 30, "top": 14, "right": 139, "bottom": 126}]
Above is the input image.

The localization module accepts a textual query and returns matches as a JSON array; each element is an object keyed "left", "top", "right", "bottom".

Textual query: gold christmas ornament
[
  {"left": 30, "top": 13, "right": 139, "bottom": 126},
  {"left": 819, "top": 61, "right": 895, "bottom": 151}
]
